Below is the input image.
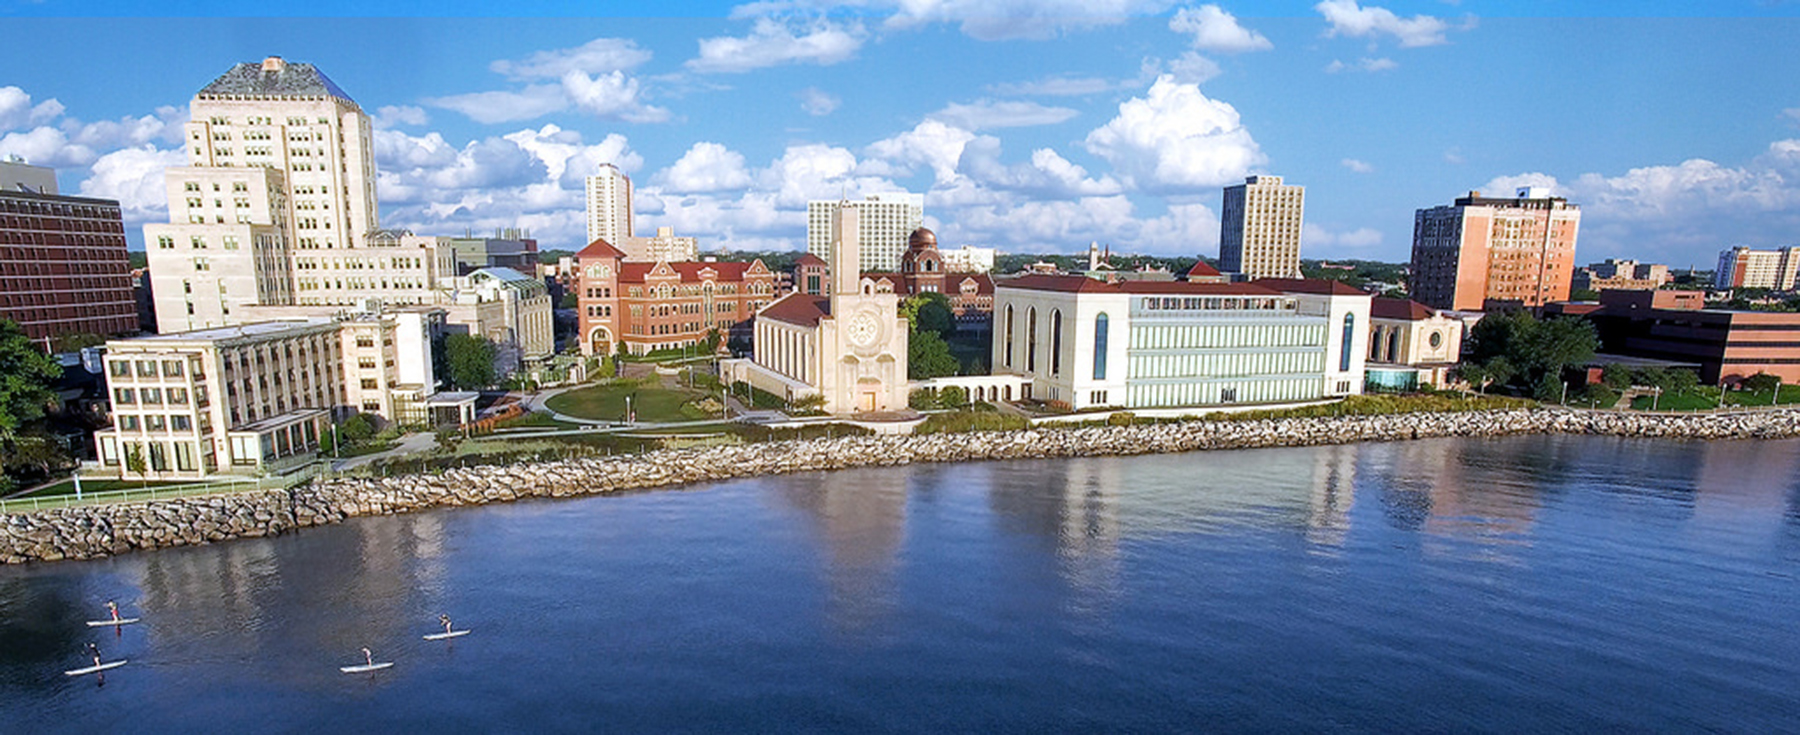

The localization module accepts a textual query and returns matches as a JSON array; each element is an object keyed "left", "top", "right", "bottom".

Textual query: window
[
  {"left": 1093, "top": 313, "right": 1109, "bottom": 380},
  {"left": 1050, "top": 309, "right": 1063, "bottom": 376},
  {"left": 174, "top": 442, "right": 196, "bottom": 472},
  {"left": 136, "top": 360, "right": 156, "bottom": 377},
  {"left": 360, "top": 378, "right": 378, "bottom": 390},
  {"left": 109, "top": 361, "right": 130, "bottom": 378},
  {"left": 362, "top": 400, "right": 382, "bottom": 412},
  {"left": 1221, "top": 388, "right": 1237, "bottom": 403},
  {"left": 157, "top": 235, "right": 174, "bottom": 249},
  {"left": 140, "top": 388, "right": 162, "bottom": 405},
  {"left": 1026, "top": 307, "right": 1037, "bottom": 373},
  {"left": 149, "top": 443, "right": 168, "bottom": 471},
  {"left": 1003, "top": 305, "right": 1014, "bottom": 369},
  {"left": 114, "top": 388, "right": 135, "bottom": 404},
  {"left": 1429, "top": 331, "right": 1444, "bottom": 349},
  {"left": 120, "top": 415, "right": 139, "bottom": 430},
  {"left": 172, "top": 415, "right": 191, "bottom": 431},
  {"left": 147, "top": 415, "right": 166, "bottom": 431},
  {"left": 167, "top": 388, "right": 188, "bottom": 405},
  {"left": 1340, "top": 313, "right": 1356, "bottom": 373}
]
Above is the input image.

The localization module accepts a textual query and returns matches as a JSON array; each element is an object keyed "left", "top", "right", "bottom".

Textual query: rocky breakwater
[{"left": 10, "top": 408, "right": 1800, "bottom": 564}]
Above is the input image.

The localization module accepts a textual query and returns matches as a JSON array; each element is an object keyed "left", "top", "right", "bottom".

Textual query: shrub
[
  {"left": 1743, "top": 373, "right": 1781, "bottom": 393},
  {"left": 916, "top": 410, "right": 1030, "bottom": 434},
  {"left": 1106, "top": 411, "right": 1137, "bottom": 427}
]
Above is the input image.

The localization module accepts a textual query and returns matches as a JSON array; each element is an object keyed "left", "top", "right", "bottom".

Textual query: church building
[{"left": 723, "top": 204, "right": 909, "bottom": 414}]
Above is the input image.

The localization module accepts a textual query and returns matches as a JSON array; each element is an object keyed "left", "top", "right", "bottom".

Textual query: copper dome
[{"left": 907, "top": 227, "right": 939, "bottom": 252}]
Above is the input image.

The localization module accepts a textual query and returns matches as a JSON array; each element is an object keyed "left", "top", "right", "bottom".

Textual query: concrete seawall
[{"left": 9, "top": 408, "right": 1800, "bottom": 564}]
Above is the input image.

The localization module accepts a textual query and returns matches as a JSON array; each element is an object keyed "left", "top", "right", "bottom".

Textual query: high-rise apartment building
[
  {"left": 145, "top": 56, "right": 378, "bottom": 333},
  {"left": 1409, "top": 187, "right": 1581, "bottom": 311},
  {"left": 806, "top": 192, "right": 923, "bottom": 273},
  {"left": 0, "top": 159, "right": 139, "bottom": 341},
  {"left": 585, "top": 163, "right": 634, "bottom": 248},
  {"left": 1714, "top": 246, "right": 1800, "bottom": 290},
  {"left": 1219, "top": 175, "right": 1304, "bottom": 280}
]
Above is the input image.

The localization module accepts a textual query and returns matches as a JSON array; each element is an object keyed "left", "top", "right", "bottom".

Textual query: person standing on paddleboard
[
  {"left": 86, "top": 643, "right": 101, "bottom": 667},
  {"left": 439, "top": 614, "right": 452, "bottom": 634},
  {"left": 106, "top": 601, "right": 119, "bottom": 622},
  {"left": 361, "top": 647, "right": 373, "bottom": 667}
]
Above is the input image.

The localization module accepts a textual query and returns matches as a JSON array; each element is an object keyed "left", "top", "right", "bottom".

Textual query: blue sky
[{"left": 3, "top": 1, "right": 1799, "bottom": 269}]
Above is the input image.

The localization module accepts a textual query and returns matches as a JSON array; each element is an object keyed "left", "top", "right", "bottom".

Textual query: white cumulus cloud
[
  {"left": 372, "top": 105, "right": 429, "bottom": 129},
  {"left": 560, "top": 70, "right": 671, "bottom": 123},
  {"left": 1325, "top": 57, "right": 1398, "bottom": 73},
  {"left": 798, "top": 87, "right": 840, "bottom": 116},
  {"left": 877, "top": 0, "right": 1167, "bottom": 41},
  {"left": 79, "top": 145, "right": 185, "bottom": 223},
  {"left": 0, "top": 87, "right": 65, "bottom": 133},
  {"left": 658, "top": 142, "right": 755, "bottom": 193},
  {"left": 1315, "top": 0, "right": 1452, "bottom": 47},
  {"left": 1170, "top": 4, "right": 1273, "bottom": 54},
  {"left": 1081, "top": 74, "right": 1264, "bottom": 191},
  {"left": 986, "top": 75, "right": 1118, "bottom": 97},
  {"left": 426, "top": 85, "right": 570, "bottom": 125},
  {"left": 927, "top": 100, "right": 1079, "bottom": 130},
  {"left": 490, "top": 38, "right": 653, "bottom": 80},
  {"left": 687, "top": 18, "right": 865, "bottom": 73},
  {"left": 1303, "top": 222, "right": 1383, "bottom": 250},
  {"left": 1340, "top": 158, "right": 1374, "bottom": 173}
]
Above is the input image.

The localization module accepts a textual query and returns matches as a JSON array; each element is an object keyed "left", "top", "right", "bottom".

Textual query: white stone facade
[{"left": 585, "top": 163, "right": 633, "bottom": 248}]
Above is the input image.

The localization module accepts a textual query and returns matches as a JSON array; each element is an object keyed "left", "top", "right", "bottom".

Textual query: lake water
[{"left": 5, "top": 435, "right": 1800, "bottom": 732}]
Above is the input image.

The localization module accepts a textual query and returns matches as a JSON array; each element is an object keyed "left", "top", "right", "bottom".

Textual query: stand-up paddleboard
[
  {"left": 423, "top": 629, "right": 470, "bottom": 641},
  {"left": 64, "top": 660, "right": 127, "bottom": 676},
  {"left": 85, "top": 618, "right": 140, "bottom": 627},
  {"left": 339, "top": 661, "right": 394, "bottom": 673}
]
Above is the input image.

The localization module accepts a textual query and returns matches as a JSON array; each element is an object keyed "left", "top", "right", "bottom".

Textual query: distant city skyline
[{"left": 2, "top": 1, "right": 1798, "bottom": 268}]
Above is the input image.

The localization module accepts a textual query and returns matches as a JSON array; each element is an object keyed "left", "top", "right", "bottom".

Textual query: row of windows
[
  {"left": 1131, "top": 323, "right": 1325, "bottom": 351},
  {"left": 113, "top": 413, "right": 196, "bottom": 432},
  {"left": 1128, "top": 349, "right": 1324, "bottom": 382},
  {"left": 1126, "top": 376, "right": 1320, "bottom": 409}
]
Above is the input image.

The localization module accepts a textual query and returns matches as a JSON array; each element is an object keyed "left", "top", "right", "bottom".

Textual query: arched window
[
  {"left": 1340, "top": 313, "right": 1356, "bottom": 372},
  {"left": 1387, "top": 329, "right": 1401, "bottom": 363},
  {"left": 1026, "top": 307, "right": 1038, "bottom": 373},
  {"left": 1051, "top": 309, "right": 1064, "bottom": 376},
  {"left": 1093, "top": 313, "right": 1109, "bottom": 380},
  {"left": 1004, "top": 305, "right": 1014, "bottom": 368}
]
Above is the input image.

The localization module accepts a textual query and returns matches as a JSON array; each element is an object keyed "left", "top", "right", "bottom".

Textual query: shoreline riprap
[{"left": 7, "top": 408, "right": 1800, "bottom": 564}]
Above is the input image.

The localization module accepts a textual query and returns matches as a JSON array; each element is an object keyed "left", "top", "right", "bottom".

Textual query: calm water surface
[{"left": 5, "top": 435, "right": 1800, "bottom": 732}]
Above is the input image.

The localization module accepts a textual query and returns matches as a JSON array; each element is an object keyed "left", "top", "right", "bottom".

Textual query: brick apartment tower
[
  {"left": 1409, "top": 187, "right": 1581, "bottom": 311},
  {"left": 0, "top": 159, "right": 138, "bottom": 341}
]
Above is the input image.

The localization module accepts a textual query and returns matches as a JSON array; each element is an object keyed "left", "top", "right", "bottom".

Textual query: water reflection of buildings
[
  {"left": 775, "top": 468, "right": 909, "bottom": 632},
  {"left": 1693, "top": 439, "right": 1799, "bottom": 544},
  {"left": 992, "top": 456, "right": 1125, "bottom": 613},
  {"left": 134, "top": 512, "right": 450, "bottom": 686}
]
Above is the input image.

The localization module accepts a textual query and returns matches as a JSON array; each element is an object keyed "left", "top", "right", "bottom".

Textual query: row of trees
[{"left": 1458, "top": 311, "right": 1600, "bottom": 401}]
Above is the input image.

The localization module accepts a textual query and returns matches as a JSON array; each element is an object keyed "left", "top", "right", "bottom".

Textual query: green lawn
[
  {"left": 546, "top": 384, "right": 715, "bottom": 422},
  {"left": 1630, "top": 390, "right": 1720, "bottom": 411},
  {"left": 24, "top": 477, "right": 205, "bottom": 498},
  {"left": 1722, "top": 384, "right": 1800, "bottom": 407},
  {"left": 491, "top": 411, "right": 582, "bottom": 430}
]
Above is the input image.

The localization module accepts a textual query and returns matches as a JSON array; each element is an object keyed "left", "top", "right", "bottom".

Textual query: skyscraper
[
  {"left": 585, "top": 163, "right": 633, "bottom": 247},
  {"left": 1409, "top": 187, "right": 1581, "bottom": 311},
  {"left": 1219, "top": 175, "right": 1305, "bottom": 280},
  {"left": 806, "top": 192, "right": 923, "bottom": 273},
  {"left": 144, "top": 56, "right": 378, "bottom": 332}
]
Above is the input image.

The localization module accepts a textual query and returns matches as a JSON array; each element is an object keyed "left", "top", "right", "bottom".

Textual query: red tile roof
[
  {"left": 862, "top": 271, "right": 995, "bottom": 297},
  {"left": 617, "top": 260, "right": 769, "bottom": 283},
  {"left": 577, "top": 238, "right": 627, "bottom": 259},
  {"left": 759, "top": 294, "right": 831, "bottom": 327},
  {"left": 1371, "top": 297, "right": 1435, "bottom": 321},
  {"left": 796, "top": 253, "right": 826, "bottom": 267},
  {"left": 1252, "top": 278, "right": 1368, "bottom": 296},
  {"left": 1185, "top": 261, "right": 1221, "bottom": 278}
]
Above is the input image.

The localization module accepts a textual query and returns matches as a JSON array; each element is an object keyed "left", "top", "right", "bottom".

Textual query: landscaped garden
[{"left": 544, "top": 379, "right": 721, "bottom": 422}]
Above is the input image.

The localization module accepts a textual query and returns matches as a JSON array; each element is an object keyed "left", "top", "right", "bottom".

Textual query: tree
[
  {"left": 338, "top": 414, "right": 376, "bottom": 443},
  {"left": 446, "top": 333, "right": 497, "bottom": 390},
  {"left": 1744, "top": 373, "right": 1781, "bottom": 393},
  {"left": 123, "top": 443, "right": 147, "bottom": 488},
  {"left": 0, "top": 321, "right": 61, "bottom": 439},
  {"left": 702, "top": 328, "right": 721, "bottom": 354},
  {"left": 51, "top": 332, "right": 105, "bottom": 353},
  {"left": 1463, "top": 312, "right": 1596, "bottom": 392},
  {"left": 902, "top": 293, "right": 957, "bottom": 337},
  {"left": 908, "top": 330, "right": 959, "bottom": 379},
  {"left": 939, "top": 385, "right": 968, "bottom": 408}
]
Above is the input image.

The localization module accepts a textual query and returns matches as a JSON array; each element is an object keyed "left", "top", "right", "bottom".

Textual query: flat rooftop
[{"left": 124, "top": 319, "right": 335, "bottom": 344}]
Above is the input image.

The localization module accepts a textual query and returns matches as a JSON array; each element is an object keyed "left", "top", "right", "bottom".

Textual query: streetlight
[{"left": 625, "top": 394, "right": 633, "bottom": 424}]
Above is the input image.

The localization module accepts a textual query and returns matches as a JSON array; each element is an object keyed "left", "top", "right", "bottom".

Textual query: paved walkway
[{"left": 330, "top": 432, "right": 440, "bottom": 471}]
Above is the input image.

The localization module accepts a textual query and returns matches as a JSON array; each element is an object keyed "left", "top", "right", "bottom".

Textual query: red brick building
[
  {"left": 0, "top": 185, "right": 138, "bottom": 341},
  {"left": 1548, "top": 289, "right": 1800, "bottom": 383},
  {"left": 575, "top": 238, "right": 777, "bottom": 355}
]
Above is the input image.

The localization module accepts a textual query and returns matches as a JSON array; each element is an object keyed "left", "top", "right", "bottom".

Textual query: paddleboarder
[
  {"left": 361, "top": 647, "right": 373, "bottom": 667},
  {"left": 439, "top": 614, "right": 452, "bottom": 635},
  {"left": 106, "top": 601, "right": 120, "bottom": 622},
  {"left": 86, "top": 643, "right": 101, "bottom": 668}
]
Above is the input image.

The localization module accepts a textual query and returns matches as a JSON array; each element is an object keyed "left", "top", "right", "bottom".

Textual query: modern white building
[
  {"left": 1254, "top": 279, "right": 1371, "bottom": 397},
  {"left": 991, "top": 275, "right": 1349, "bottom": 411},
  {"left": 1219, "top": 175, "right": 1305, "bottom": 280},
  {"left": 442, "top": 267, "right": 554, "bottom": 371},
  {"left": 806, "top": 193, "right": 924, "bottom": 273},
  {"left": 940, "top": 245, "right": 997, "bottom": 273},
  {"left": 585, "top": 163, "right": 634, "bottom": 248},
  {"left": 145, "top": 57, "right": 378, "bottom": 334}
]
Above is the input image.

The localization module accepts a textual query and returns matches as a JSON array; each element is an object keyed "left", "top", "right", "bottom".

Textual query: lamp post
[
  {"left": 625, "top": 394, "right": 633, "bottom": 425},
  {"left": 1775, "top": 378, "right": 1783, "bottom": 407},
  {"left": 1560, "top": 381, "right": 1568, "bottom": 406}
]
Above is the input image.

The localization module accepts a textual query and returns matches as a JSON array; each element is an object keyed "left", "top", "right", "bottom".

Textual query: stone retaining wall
[{"left": 9, "top": 409, "right": 1800, "bottom": 564}]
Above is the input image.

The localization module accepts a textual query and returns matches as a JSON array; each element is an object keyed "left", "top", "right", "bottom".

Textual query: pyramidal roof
[{"left": 197, "top": 57, "right": 356, "bottom": 106}]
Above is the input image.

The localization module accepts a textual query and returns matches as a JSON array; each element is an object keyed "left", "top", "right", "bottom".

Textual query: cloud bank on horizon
[{"left": 4, "top": 1, "right": 1800, "bottom": 269}]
